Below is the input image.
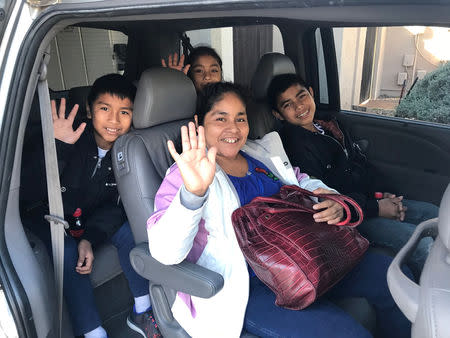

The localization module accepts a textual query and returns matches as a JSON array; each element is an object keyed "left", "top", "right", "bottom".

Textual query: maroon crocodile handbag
[{"left": 231, "top": 185, "right": 368, "bottom": 310}]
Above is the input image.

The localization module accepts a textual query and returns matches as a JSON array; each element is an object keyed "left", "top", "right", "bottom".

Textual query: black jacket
[
  {"left": 279, "top": 119, "right": 379, "bottom": 218},
  {"left": 21, "top": 122, "right": 126, "bottom": 247}
]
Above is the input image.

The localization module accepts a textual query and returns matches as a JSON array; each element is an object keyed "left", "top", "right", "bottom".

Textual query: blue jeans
[
  {"left": 357, "top": 199, "right": 438, "bottom": 277},
  {"left": 244, "top": 252, "right": 411, "bottom": 338},
  {"left": 45, "top": 222, "right": 148, "bottom": 336}
]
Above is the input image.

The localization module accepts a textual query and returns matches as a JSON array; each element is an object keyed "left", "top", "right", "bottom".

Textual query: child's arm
[
  {"left": 294, "top": 167, "right": 338, "bottom": 193},
  {"left": 147, "top": 164, "right": 207, "bottom": 265},
  {"left": 161, "top": 52, "right": 191, "bottom": 75},
  {"left": 148, "top": 123, "right": 216, "bottom": 265},
  {"left": 81, "top": 203, "right": 127, "bottom": 247}
]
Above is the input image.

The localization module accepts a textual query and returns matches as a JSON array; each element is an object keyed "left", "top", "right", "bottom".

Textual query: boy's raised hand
[
  {"left": 52, "top": 98, "right": 86, "bottom": 144},
  {"left": 161, "top": 53, "right": 191, "bottom": 75},
  {"left": 167, "top": 122, "right": 217, "bottom": 197}
]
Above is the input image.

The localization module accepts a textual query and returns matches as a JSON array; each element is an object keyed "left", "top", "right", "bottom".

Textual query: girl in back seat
[
  {"left": 147, "top": 82, "right": 411, "bottom": 338},
  {"left": 162, "top": 46, "right": 222, "bottom": 92}
]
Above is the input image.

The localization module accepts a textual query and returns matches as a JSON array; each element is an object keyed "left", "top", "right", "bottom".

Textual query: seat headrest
[
  {"left": 251, "top": 53, "right": 296, "bottom": 100},
  {"left": 67, "top": 85, "right": 91, "bottom": 121},
  {"left": 439, "top": 183, "right": 450, "bottom": 251},
  {"left": 133, "top": 68, "right": 196, "bottom": 129}
]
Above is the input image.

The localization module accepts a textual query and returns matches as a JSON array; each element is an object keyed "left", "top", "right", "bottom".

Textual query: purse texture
[{"left": 231, "top": 185, "right": 369, "bottom": 310}]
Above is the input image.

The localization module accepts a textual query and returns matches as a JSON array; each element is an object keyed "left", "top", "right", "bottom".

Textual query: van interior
[{"left": 1, "top": 2, "right": 449, "bottom": 337}]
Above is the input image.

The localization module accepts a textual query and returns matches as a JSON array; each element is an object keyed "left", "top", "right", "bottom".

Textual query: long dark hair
[
  {"left": 186, "top": 46, "right": 223, "bottom": 80},
  {"left": 196, "top": 82, "right": 247, "bottom": 126}
]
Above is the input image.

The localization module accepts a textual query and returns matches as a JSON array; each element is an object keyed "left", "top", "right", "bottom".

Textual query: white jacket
[{"left": 147, "top": 132, "right": 335, "bottom": 338}]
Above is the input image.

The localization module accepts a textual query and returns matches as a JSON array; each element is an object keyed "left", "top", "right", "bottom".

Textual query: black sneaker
[{"left": 127, "top": 308, "right": 162, "bottom": 338}]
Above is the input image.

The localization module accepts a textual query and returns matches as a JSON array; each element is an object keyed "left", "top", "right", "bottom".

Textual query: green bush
[{"left": 395, "top": 62, "right": 450, "bottom": 124}]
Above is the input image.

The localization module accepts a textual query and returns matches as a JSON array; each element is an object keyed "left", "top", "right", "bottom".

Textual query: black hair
[
  {"left": 196, "top": 82, "right": 247, "bottom": 126},
  {"left": 87, "top": 73, "right": 136, "bottom": 114},
  {"left": 267, "top": 73, "right": 308, "bottom": 113},
  {"left": 186, "top": 46, "right": 223, "bottom": 80}
]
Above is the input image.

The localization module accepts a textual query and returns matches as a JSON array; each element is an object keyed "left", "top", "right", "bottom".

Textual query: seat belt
[{"left": 37, "top": 47, "right": 67, "bottom": 338}]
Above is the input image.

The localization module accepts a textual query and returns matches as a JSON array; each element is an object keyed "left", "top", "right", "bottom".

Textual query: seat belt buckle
[{"left": 44, "top": 214, "right": 70, "bottom": 230}]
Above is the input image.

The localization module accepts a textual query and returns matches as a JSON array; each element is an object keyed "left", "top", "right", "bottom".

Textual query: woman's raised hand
[
  {"left": 161, "top": 53, "right": 191, "bottom": 75},
  {"left": 167, "top": 122, "right": 217, "bottom": 197},
  {"left": 52, "top": 98, "right": 86, "bottom": 144}
]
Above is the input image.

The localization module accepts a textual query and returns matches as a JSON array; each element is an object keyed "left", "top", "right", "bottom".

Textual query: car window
[
  {"left": 317, "top": 26, "right": 450, "bottom": 125},
  {"left": 186, "top": 25, "right": 284, "bottom": 86},
  {"left": 47, "top": 27, "right": 128, "bottom": 90}
]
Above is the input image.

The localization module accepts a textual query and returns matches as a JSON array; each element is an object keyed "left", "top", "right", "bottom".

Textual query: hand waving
[
  {"left": 167, "top": 122, "right": 217, "bottom": 197},
  {"left": 52, "top": 98, "right": 86, "bottom": 144},
  {"left": 161, "top": 53, "right": 191, "bottom": 75}
]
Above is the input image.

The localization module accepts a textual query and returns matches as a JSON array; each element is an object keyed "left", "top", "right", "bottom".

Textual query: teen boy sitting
[
  {"left": 267, "top": 73, "right": 438, "bottom": 278},
  {"left": 21, "top": 74, "right": 160, "bottom": 338}
]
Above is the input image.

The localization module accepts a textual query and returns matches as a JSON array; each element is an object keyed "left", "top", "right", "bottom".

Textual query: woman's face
[
  {"left": 190, "top": 55, "right": 222, "bottom": 91},
  {"left": 203, "top": 92, "right": 249, "bottom": 161}
]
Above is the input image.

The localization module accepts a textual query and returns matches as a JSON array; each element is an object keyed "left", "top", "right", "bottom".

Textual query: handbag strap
[{"left": 252, "top": 185, "right": 363, "bottom": 227}]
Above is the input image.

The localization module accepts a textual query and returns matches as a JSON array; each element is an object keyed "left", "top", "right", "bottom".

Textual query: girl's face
[
  {"left": 203, "top": 92, "right": 249, "bottom": 161},
  {"left": 190, "top": 55, "right": 222, "bottom": 91}
]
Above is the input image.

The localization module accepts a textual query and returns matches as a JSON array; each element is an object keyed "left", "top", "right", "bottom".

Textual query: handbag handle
[{"left": 252, "top": 185, "right": 363, "bottom": 227}]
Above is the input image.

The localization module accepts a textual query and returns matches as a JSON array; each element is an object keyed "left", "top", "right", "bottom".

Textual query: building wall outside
[{"left": 378, "top": 27, "right": 441, "bottom": 98}]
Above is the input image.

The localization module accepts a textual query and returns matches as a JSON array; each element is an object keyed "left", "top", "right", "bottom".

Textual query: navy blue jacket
[
  {"left": 21, "top": 122, "right": 126, "bottom": 247},
  {"left": 279, "top": 119, "right": 379, "bottom": 218}
]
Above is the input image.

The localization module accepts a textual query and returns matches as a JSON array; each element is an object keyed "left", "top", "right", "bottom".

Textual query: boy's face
[
  {"left": 273, "top": 83, "right": 316, "bottom": 131},
  {"left": 88, "top": 93, "right": 133, "bottom": 150}
]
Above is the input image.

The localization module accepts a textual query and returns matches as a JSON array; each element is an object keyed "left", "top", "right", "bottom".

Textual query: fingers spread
[
  {"left": 74, "top": 122, "right": 87, "bottom": 138},
  {"left": 58, "top": 98, "right": 66, "bottom": 119},
  {"left": 197, "top": 125, "right": 205, "bottom": 149},
  {"left": 167, "top": 140, "right": 180, "bottom": 162},
  {"left": 67, "top": 104, "right": 79, "bottom": 122},
  {"left": 188, "top": 122, "right": 198, "bottom": 149},
  {"left": 180, "top": 125, "right": 191, "bottom": 152},
  {"left": 183, "top": 63, "right": 191, "bottom": 75},
  {"left": 51, "top": 100, "right": 58, "bottom": 120},
  {"left": 207, "top": 146, "right": 217, "bottom": 165}
]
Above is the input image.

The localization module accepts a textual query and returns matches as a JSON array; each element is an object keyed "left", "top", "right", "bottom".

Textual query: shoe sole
[{"left": 126, "top": 316, "right": 147, "bottom": 338}]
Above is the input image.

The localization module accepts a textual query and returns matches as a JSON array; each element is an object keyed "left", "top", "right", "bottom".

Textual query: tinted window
[{"left": 332, "top": 26, "right": 450, "bottom": 125}]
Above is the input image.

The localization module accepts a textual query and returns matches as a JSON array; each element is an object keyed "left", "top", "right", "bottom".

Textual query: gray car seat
[
  {"left": 112, "top": 68, "right": 227, "bottom": 337},
  {"left": 387, "top": 183, "right": 449, "bottom": 338},
  {"left": 247, "top": 52, "right": 296, "bottom": 139}
]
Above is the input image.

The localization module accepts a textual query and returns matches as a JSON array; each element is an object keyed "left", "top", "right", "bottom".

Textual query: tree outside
[{"left": 395, "top": 62, "right": 450, "bottom": 125}]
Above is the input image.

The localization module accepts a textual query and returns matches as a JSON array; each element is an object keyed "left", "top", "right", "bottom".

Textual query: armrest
[
  {"left": 130, "top": 243, "right": 224, "bottom": 298},
  {"left": 387, "top": 218, "right": 438, "bottom": 322}
]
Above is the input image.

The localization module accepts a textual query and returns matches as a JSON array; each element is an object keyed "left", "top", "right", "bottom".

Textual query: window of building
[
  {"left": 47, "top": 27, "right": 128, "bottom": 90},
  {"left": 332, "top": 26, "right": 450, "bottom": 125}
]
